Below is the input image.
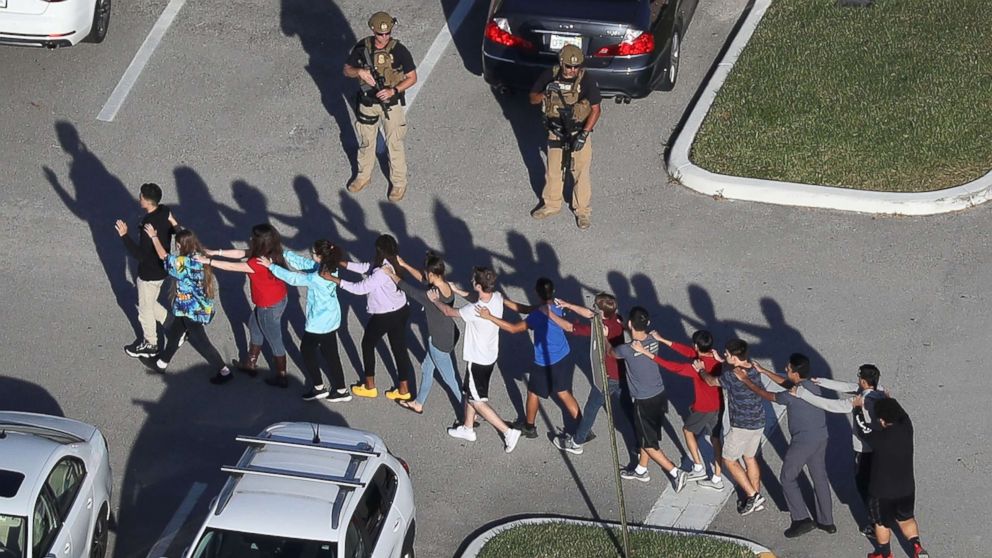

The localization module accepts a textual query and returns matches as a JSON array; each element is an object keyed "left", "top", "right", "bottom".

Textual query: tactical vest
[
  {"left": 543, "top": 66, "right": 592, "bottom": 125},
  {"left": 362, "top": 37, "right": 406, "bottom": 88}
]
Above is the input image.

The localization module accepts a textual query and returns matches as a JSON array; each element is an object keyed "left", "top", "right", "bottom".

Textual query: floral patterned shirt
[{"left": 165, "top": 254, "right": 215, "bottom": 324}]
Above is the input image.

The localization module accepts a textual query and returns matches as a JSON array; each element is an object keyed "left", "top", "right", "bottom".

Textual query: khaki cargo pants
[
  {"left": 542, "top": 134, "right": 592, "bottom": 218},
  {"left": 355, "top": 102, "right": 408, "bottom": 189}
]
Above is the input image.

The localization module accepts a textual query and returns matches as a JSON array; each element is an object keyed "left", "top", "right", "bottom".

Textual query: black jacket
[{"left": 121, "top": 205, "right": 174, "bottom": 281}]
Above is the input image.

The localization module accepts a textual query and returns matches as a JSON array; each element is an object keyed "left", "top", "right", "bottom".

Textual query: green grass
[
  {"left": 690, "top": 0, "right": 992, "bottom": 192},
  {"left": 476, "top": 523, "right": 754, "bottom": 558}
]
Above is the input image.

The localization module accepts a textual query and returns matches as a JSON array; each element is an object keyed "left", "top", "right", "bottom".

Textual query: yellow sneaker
[
  {"left": 385, "top": 389, "right": 411, "bottom": 401},
  {"left": 351, "top": 384, "right": 378, "bottom": 398}
]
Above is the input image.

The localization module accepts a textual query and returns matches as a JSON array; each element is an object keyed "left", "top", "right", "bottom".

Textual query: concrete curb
[
  {"left": 458, "top": 516, "right": 776, "bottom": 557},
  {"left": 666, "top": 0, "right": 992, "bottom": 216}
]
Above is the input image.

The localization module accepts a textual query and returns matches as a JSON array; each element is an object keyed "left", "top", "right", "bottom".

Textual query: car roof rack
[{"left": 215, "top": 431, "right": 380, "bottom": 529}]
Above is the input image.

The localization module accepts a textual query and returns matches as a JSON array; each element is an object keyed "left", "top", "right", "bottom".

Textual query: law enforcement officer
[
  {"left": 343, "top": 12, "right": 417, "bottom": 202},
  {"left": 529, "top": 44, "right": 602, "bottom": 230}
]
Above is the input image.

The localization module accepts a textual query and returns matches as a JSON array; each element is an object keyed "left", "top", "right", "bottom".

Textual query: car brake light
[
  {"left": 398, "top": 457, "right": 410, "bottom": 475},
  {"left": 485, "top": 18, "right": 535, "bottom": 52},
  {"left": 594, "top": 29, "right": 654, "bottom": 57}
]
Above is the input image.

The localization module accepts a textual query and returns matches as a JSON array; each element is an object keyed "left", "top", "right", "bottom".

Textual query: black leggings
[
  {"left": 161, "top": 316, "right": 225, "bottom": 370},
  {"left": 301, "top": 331, "right": 345, "bottom": 390},
  {"left": 361, "top": 305, "right": 412, "bottom": 382}
]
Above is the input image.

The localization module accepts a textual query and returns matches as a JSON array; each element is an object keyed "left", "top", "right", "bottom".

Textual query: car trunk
[{"left": 0, "top": 0, "right": 50, "bottom": 16}]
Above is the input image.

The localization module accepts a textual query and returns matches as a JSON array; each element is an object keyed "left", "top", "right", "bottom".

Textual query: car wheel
[
  {"left": 85, "top": 0, "right": 112, "bottom": 43},
  {"left": 400, "top": 522, "right": 415, "bottom": 558},
  {"left": 658, "top": 23, "right": 681, "bottom": 91},
  {"left": 89, "top": 505, "right": 109, "bottom": 558}
]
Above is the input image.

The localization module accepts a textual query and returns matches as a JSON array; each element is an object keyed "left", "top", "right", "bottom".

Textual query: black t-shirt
[
  {"left": 531, "top": 68, "right": 602, "bottom": 106},
  {"left": 859, "top": 415, "right": 915, "bottom": 499},
  {"left": 346, "top": 38, "right": 416, "bottom": 74}
]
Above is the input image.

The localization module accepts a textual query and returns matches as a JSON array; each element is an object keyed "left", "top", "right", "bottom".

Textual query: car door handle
[
  {"left": 87, "top": 497, "right": 93, "bottom": 509},
  {"left": 392, "top": 518, "right": 401, "bottom": 532},
  {"left": 64, "top": 542, "right": 71, "bottom": 554}
]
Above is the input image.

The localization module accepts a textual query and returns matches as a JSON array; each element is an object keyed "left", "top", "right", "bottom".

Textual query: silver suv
[{"left": 185, "top": 422, "right": 415, "bottom": 558}]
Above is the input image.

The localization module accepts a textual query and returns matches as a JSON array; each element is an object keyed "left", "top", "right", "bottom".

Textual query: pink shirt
[{"left": 340, "top": 261, "right": 407, "bottom": 314}]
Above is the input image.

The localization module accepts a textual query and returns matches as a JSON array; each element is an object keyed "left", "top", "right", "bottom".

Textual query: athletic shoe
[
  {"left": 816, "top": 522, "right": 837, "bottom": 534},
  {"left": 209, "top": 371, "right": 233, "bottom": 385},
  {"left": 671, "top": 469, "right": 688, "bottom": 493},
  {"left": 620, "top": 468, "right": 650, "bottom": 483},
  {"left": 138, "top": 356, "right": 167, "bottom": 373},
  {"left": 867, "top": 552, "right": 893, "bottom": 558},
  {"left": 686, "top": 467, "right": 708, "bottom": 481},
  {"left": 326, "top": 389, "right": 353, "bottom": 403},
  {"left": 447, "top": 425, "right": 477, "bottom": 442},
  {"left": 125, "top": 340, "right": 158, "bottom": 358},
  {"left": 913, "top": 542, "right": 929, "bottom": 558},
  {"left": 784, "top": 518, "right": 816, "bottom": 538},
  {"left": 552, "top": 434, "right": 584, "bottom": 455},
  {"left": 861, "top": 525, "right": 877, "bottom": 540},
  {"left": 697, "top": 477, "right": 725, "bottom": 491},
  {"left": 754, "top": 492, "right": 767, "bottom": 507},
  {"left": 512, "top": 421, "right": 538, "bottom": 439},
  {"left": 504, "top": 429, "right": 521, "bottom": 453},
  {"left": 302, "top": 388, "right": 329, "bottom": 401},
  {"left": 385, "top": 388, "right": 411, "bottom": 401},
  {"left": 351, "top": 384, "right": 378, "bottom": 398},
  {"left": 739, "top": 494, "right": 764, "bottom": 516}
]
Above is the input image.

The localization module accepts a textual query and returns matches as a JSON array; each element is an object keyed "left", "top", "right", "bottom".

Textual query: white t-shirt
[{"left": 458, "top": 291, "right": 504, "bottom": 365}]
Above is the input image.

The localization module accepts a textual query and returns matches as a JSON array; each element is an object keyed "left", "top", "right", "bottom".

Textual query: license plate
[{"left": 549, "top": 34, "right": 582, "bottom": 51}]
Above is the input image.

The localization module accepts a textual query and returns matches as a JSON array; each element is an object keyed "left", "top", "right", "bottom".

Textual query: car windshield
[
  {"left": 0, "top": 514, "right": 27, "bottom": 558},
  {"left": 190, "top": 528, "right": 337, "bottom": 558}
]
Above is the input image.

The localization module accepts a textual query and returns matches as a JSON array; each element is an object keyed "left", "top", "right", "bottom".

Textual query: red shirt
[
  {"left": 653, "top": 342, "right": 722, "bottom": 413},
  {"left": 572, "top": 315, "right": 626, "bottom": 381},
  {"left": 247, "top": 258, "right": 288, "bottom": 307}
]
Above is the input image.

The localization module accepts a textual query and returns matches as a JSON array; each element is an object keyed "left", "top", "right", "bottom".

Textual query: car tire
[
  {"left": 89, "top": 505, "right": 110, "bottom": 558},
  {"left": 657, "top": 22, "right": 682, "bottom": 91},
  {"left": 85, "top": 0, "right": 112, "bottom": 43},
  {"left": 400, "top": 522, "right": 415, "bottom": 558}
]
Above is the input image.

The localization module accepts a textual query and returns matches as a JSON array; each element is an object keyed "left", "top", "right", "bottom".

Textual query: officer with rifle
[
  {"left": 529, "top": 44, "right": 602, "bottom": 230},
  {"left": 343, "top": 12, "right": 418, "bottom": 202}
]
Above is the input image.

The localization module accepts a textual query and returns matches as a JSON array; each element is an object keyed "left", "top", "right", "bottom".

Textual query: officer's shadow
[{"left": 492, "top": 91, "right": 547, "bottom": 202}]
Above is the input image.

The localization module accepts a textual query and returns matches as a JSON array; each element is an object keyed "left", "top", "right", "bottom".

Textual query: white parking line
[
  {"left": 145, "top": 482, "right": 207, "bottom": 558},
  {"left": 404, "top": 0, "right": 476, "bottom": 109},
  {"left": 97, "top": 0, "right": 188, "bottom": 122}
]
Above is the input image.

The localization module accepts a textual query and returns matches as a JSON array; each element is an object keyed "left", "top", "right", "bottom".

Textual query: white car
[
  {"left": 0, "top": 412, "right": 113, "bottom": 558},
  {"left": 185, "top": 423, "right": 416, "bottom": 558},
  {"left": 0, "top": 0, "right": 110, "bottom": 48}
]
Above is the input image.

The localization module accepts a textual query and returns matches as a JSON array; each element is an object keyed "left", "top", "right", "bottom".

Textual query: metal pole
[{"left": 592, "top": 313, "right": 630, "bottom": 558}]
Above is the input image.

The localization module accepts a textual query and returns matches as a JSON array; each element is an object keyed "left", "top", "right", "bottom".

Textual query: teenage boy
[
  {"left": 429, "top": 267, "right": 522, "bottom": 453},
  {"left": 611, "top": 307, "right": 687, "bottom": 492},
  {"left": 479, "top": 278, "right": 581, "bottom": 441},
  {"left": 543, "top": 294, "right": 631, "bottom": 455},
  {"left": 855, "top": 398, "right": 930, "bottom": 558},
  {"left": 793, "top": 364, "right": 887, "bottom": 538},
  {"left": 633, "top": 329, "right": 725, "bottom": 490},
  {"left": 735, "top": 354, "right": 834, "bottom": 537},
  {"left": 696, "top": 339, "right": 766, "bottom": 515},
  {"left": 115, "top": 183, "right": 178, "bottom": 357}
]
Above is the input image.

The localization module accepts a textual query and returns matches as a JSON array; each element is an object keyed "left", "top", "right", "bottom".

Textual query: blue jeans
[
  {"left": 574, "top": 378, "right": 630, "bottom": 444},
  {"left": 415, "top": 338, "right": 462, "bottom": 408},
  {"left": 248, "top": 296, "right": 287, "bottom": 356}
]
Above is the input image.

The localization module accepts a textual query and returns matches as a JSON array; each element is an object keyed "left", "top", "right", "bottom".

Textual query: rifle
[
  {"left": 361, "top": 45, "right": 391, "bottom": 120},
  {"left": 555, "top": 89, "right": 575, "bottom": 183}
]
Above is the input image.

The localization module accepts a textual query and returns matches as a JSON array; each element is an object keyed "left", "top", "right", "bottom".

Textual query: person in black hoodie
[
  {"left": 855, "top": 397, "right": 930, "bottom": 558},
  {"left": 115, "top": 183, "right": 178, "bottom": 358}
]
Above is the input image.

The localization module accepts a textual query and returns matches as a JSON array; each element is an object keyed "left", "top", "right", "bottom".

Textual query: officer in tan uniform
[
  {"left": 343, "top": 12, "right": 418, "bottom": 202},
  {"left": 529, "top": 44, "right": 602, "bottom": 230}
]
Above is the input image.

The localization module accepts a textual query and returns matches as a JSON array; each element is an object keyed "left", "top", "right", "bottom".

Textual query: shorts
[
  {"left": 722, "top": 427, "right": 762, "bottom": 461},
  {"left": 868, "top": 493, "right": 916, "bottom": 525},
  {"left": 463, "top": 362, "right": 495, "bottom": 402},
  {"left": 633, "top": 392, "right": 669, "bottom": 450},
  {"left": 527, "top": 360, "right": 574, "bottom": 398},
  {"left": 683, "top": 410, "right": 720, "bottom": 437}
]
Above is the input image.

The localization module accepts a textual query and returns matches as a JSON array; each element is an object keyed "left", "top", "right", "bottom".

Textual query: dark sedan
[{"left": 482, "top": 0, "right": 698, "bottom": 101}]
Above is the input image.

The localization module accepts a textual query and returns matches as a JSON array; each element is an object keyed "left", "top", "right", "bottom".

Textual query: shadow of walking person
[
  {"left": 280, "top": 0, "right": 360, "bottom": 177},
  {"left": 492, "top": 92, "right": 548, "bottom": 200},
  {"left": 44, "top": 121, "right": 141, "bottom": 337}
]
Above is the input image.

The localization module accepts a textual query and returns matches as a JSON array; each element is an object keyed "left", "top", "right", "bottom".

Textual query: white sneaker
[
  {"left": 447, "top": 425, "right": 477, "bottom": 442},
  {"left": 504, "top": 428, "right": 521, "bottom": 453},
  {"left": 687, "top": 467, "right": 708, "bottom": 481},
  {"left": 697, "top": 478, "right": 725, "bottom": 491}
]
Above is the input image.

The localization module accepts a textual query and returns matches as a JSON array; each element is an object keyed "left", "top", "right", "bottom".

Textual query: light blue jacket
[{"left": 269, "top": 250, "right": 341, "bottom": 334}]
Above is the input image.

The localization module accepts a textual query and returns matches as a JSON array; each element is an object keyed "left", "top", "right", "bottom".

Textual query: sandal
[{"left": 397, "top": 400, "right": 423, "bottom": 415}]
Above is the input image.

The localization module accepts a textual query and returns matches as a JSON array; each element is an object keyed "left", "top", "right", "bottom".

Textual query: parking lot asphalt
[{"left": 1, "top": 0, "right": 989, "bottom": 556}]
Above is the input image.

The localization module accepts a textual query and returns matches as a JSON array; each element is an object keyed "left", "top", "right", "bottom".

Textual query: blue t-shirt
[
  {"left": 720, "top": 367, "right": 766, "bottom": 430},
  {"left": 525, "top": 306, "right": 570, "bottom": 366}
]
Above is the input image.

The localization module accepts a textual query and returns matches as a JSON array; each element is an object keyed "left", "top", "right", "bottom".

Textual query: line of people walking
[{"left": 115, "top": 183, "right": 929, "bottom": 558}]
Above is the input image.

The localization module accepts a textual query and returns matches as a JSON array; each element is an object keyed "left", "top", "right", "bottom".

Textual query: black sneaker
[
  {"left": 125, "top": 340, "right": 158, "bottom": 358},
  {"left": 210, "top": 371, "right": 234, "bottom": 385},
  {"left": 512, "top": 421, "right": 538, "bottom": 439},
  {"left": 138, "top": 356, "right": 166, "bottom": 373},
  {"left": 816, "top": 522, "right": 837, "bottom": 534},
  {"left": 302, "top": 388, "right": 329, "bottom": 401},
  {"left": 739, "top": 494, "right": 764, "bottom": 516},
  {"left": 326, "top": 389, "right": 353, "bottom": 402},
  {"left": 861, "top": 525, "right": 877, "bottom": 540},
  {"left": 784, "top": 519, "right": 816, "bottom": 538}
]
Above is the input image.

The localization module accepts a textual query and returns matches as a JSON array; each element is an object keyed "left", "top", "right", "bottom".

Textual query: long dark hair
[
  {"left": 312, "top": 239, "right": 341, "bottom": 277},
  {"left": 423, "top": 251, "right": 445, "bottom": 284},
  {"left": 175, "top": 229, "right": 216, "bottom": 300},
  {"left": 247, "top": 224, "right": 285, "bottom": 267},
  {"left": 373, "top": 234, "right": 399, "bottom": 271}
]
